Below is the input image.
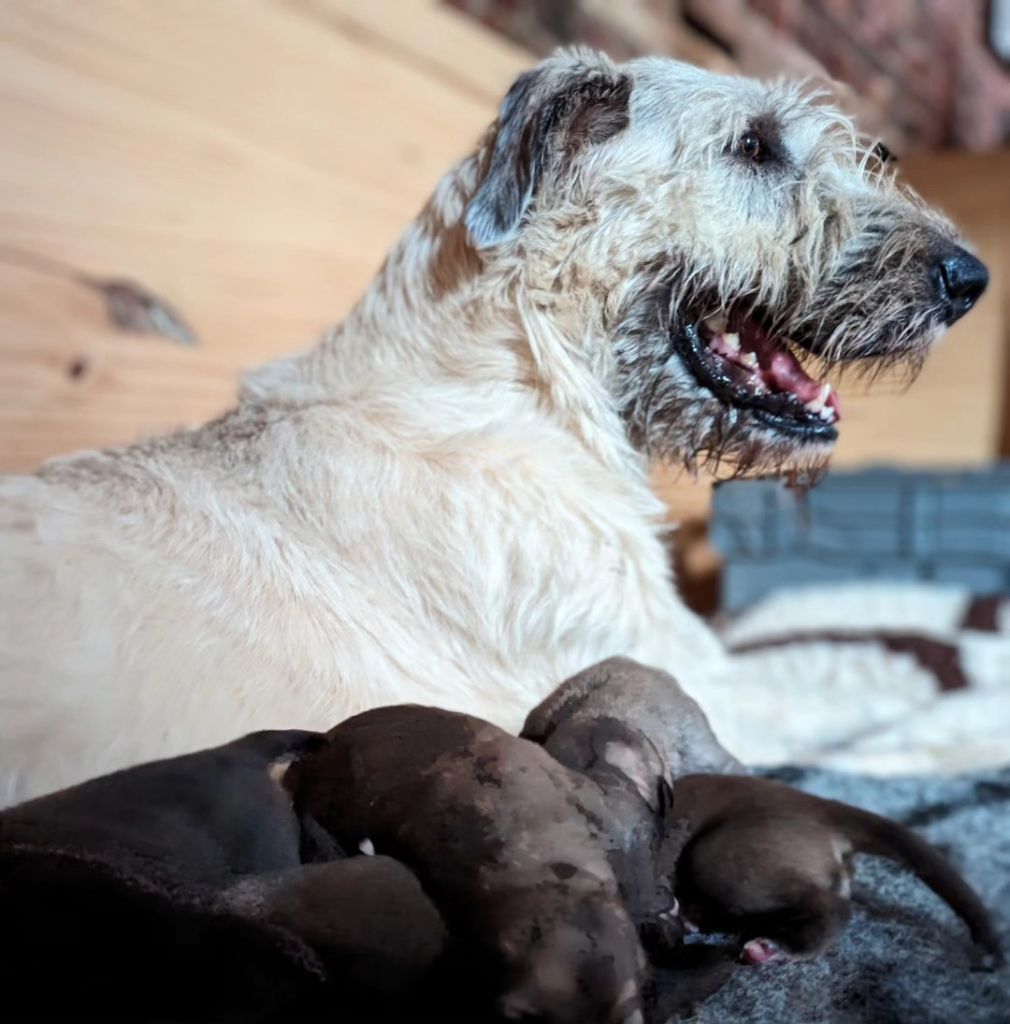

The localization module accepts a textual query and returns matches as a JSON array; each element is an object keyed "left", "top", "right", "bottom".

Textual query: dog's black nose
[{"left": 935, "top": 247, "right": 988, "bottom": 323}]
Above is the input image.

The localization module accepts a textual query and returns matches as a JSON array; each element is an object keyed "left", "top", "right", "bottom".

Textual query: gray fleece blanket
[{"left": 684, "top": 765, "right": 1010, "bottom": 1024}]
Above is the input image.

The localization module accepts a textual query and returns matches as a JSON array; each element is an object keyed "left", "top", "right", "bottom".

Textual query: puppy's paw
[{"left": 740, "top": 938, "right": 787, "bottom": 965}]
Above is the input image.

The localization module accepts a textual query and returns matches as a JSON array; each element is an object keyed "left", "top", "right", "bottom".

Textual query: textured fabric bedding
[
  {"left": 684, "top": 765, "right": 1010, "bottom": 1024},
  {"left": 690, "top": 583, "right": 1010, "bottom": 775}
]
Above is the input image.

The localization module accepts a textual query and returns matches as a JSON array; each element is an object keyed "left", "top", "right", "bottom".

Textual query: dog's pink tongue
[
  {"left": 764, "top": 350, "right": 823, "bottom": 404},
  {"left": 740, "top": 321, "right": 842, "bottom": 419}
]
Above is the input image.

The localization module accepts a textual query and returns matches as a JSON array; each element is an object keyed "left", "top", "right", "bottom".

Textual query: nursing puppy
[
  {"left": 521, "top": 657, "right": 742, "bottom": 940},
  {"left": 1, "top": 729, "right": 322, "bottom": 887},
  {"left": 670, "top": 774, "right": 1004, "bottom": 970},
  {"left": 1, "top": 730, "right": 326, "bottom": 1021},
  {"left": 286, "top": 705, "right": 647, "bottom": 1024},
  {"left": 520, "top": 660, "right": 1001, "bottom": 979},
  {"left": 1, "top": 729, "right": 447, "bottom": 1018}
]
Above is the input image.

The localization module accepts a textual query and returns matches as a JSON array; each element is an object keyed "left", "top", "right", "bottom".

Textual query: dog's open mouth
[{"left": 678, "top": 314, "right": 841, "bottom": 442}]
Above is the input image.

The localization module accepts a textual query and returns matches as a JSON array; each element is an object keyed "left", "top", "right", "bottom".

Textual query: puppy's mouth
[{"left": 677, "top": 314, "right": 841, "bottom": 442}]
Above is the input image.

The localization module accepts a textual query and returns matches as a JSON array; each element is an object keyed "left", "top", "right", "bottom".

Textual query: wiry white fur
[{"left": 0, "top": 51, "right": 963, "bottom": 804}]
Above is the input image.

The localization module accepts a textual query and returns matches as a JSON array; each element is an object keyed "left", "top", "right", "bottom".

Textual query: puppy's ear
[
  {"left": 465, "top": 50, "right": 631, "bottom": 249},
  {"left": 602, "top": 737, "right": 665, "bottom": 811}
]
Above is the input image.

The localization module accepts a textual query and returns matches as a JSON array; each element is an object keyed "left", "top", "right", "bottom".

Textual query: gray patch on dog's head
[
  {"left": 466, "top": 49, "right": 631, "bottom": 249},
  {"left": 602, "top": 737, "right": 665, "bottom": 809}
]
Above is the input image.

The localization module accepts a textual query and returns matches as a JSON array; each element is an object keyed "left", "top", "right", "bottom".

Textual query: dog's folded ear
[{"left": 465, "top": 48, "right": 631, "bottom": 249}]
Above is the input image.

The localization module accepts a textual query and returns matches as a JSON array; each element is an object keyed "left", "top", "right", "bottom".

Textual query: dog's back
[{"left": 0, "top": 394, "right": 700, "bottom": 804}]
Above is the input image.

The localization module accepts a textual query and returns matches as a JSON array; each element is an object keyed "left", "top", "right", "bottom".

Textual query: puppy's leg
[{"left": 222, "top": 856, "right": 447, "bottom": 995}]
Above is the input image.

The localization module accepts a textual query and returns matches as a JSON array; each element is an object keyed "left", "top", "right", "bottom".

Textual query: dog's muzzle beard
[{"left": 614, "top": 272, "right": 929, "bottom": 477}]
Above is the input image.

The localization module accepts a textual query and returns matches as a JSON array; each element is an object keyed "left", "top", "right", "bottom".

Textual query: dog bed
[
  {"left": 686, "top": 580, "right": 1010, "bottom": 774},
  {"left": 695, "top": 467, "right": 1010, "bottom": 774}
]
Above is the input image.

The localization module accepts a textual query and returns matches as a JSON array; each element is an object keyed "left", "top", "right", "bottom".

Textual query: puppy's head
[
  {"left": 492, "top": 882, "right": 644, "bottom": 1024},
  {"left": 522, "top": 657, "right": 743, "bottom": 784}
]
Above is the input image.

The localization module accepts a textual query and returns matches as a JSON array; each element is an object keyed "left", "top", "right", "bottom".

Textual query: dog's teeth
[
  {"left": 804, "top": 383, "right": 832, "bottom": 414},
  {"left": 723, "top": 332, "right": 741, "bottom": 352},
  {"left": 740, "top": 351, "right": 759, "bottom": 369},
  {"left": 359, "top": 838, "right": 375, "bottom": 856}
]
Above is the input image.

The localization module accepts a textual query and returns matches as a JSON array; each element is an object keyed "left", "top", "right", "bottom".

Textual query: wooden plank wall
[
  {"left": 0, "top": 0, "right": 526, "bottom": 467},
  {"left": 1, "top": 0, "right": 1007, "bottom": 544}
]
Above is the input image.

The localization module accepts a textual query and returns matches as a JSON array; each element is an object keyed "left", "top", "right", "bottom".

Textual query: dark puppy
[
  {"left": 222, "top": 855, "right": 448, "bottom": 997},
  {"left": 1, "top": 729, "right": 447, "bottom": 1020},
  {"left": 2, "top": 729, "right": 323, "bottom": 887},
  {"left": 286, "top": 705, "right": 647, "bottom": 1024},
  {"left": 670, "top": 773, "right": 1004, "bottom": 969},
  {"left": 521, "top": 657, "right": 742, "bottom": 938},
  {"left": 522, "top": 658, "right": 746, "bottom": 1017}
]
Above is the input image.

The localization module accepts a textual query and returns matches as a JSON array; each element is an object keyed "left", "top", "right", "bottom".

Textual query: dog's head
[{"left": 465, "top": 50, "right": 987, "bottom": 475}]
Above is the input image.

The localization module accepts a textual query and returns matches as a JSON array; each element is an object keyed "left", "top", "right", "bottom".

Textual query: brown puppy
[
  {"left": 521, "top": 658, "right": 742, "bottom": 942},
  {"left": 221, "top": 856, "right": 447, "bottom": 998},
  {"left": 286, "top": 705, "right": 646, "bottom": 1024},
  {"left": 522, "top": 657, "right": 743, "bottom": 784},
  {"left": 521, "top": 657, "right": 747, "bottom": 1018},
  {"left": 670, "top": 774, "right": 1004, "bottom": 969}
]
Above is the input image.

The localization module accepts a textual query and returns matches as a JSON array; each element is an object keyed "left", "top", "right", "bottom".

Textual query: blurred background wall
[
  {"left": 450, "top": 0, "right": 1010, "bottom": 150},
  {"left": 0, "top": 0, "right": 1007, "bottom": 609}
]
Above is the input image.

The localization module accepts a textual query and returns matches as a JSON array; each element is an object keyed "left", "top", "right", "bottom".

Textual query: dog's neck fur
[{"left": 242, "top": 152, "right": 644, "bottom": 484}]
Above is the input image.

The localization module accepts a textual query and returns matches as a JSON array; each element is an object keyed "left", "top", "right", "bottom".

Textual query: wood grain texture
[{"left": 0, "top": 0, "right": 527, "bottom": 467}]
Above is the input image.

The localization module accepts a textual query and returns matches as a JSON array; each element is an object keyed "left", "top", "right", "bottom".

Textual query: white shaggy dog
[{"left": 0, "top": 50, "right": 986, "bottom": 804}]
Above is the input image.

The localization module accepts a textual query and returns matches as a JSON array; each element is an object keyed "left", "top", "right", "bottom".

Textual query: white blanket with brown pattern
[{"left": 692, "top": 582, "right": 1010, "bottom": 774}]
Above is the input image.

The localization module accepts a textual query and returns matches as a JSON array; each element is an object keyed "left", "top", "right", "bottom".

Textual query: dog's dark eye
[
  {"left": 739, "top": 131, "right": 763, "bottom": 162},
  {"left": 871, "top": 140, "right": 896, "bottom": 165}
]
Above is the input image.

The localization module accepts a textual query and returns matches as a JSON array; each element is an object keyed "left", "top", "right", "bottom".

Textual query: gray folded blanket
[{"left": 687, "top": 766, "right": 1010, "bottom": 1024}]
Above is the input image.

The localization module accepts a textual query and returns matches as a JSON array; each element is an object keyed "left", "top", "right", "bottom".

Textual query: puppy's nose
[{"left": 935, "top": 247, "right": 988, "bottom": 324}]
